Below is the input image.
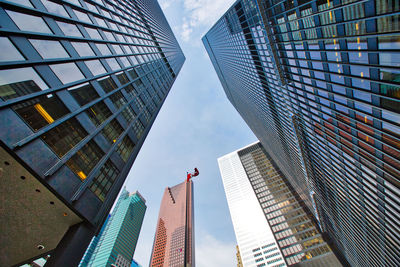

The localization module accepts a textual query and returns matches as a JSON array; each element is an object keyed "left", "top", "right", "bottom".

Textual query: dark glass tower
[
  {"left": 0, "top": 0, "right": 184, "bottom": 266},
  {"left": 204, "top": 1, "right": 400, "bottom": 266}
]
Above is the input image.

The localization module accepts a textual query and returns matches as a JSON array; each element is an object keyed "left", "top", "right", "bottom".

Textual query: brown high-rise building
[{"left": 150, "top": 180, "right": 194, "bottom": 267}]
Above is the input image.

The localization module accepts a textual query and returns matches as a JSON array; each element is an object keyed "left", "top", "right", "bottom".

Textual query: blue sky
[{"left": 123, "top": 0, "right": 257, "bottom": 265}]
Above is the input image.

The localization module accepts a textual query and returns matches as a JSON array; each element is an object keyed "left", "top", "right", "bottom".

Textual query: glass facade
[
  {"left": 237, "top": 143, "right": 341, "bottom": 266},
  {"left": 0, "top": 0, "right": 184, "bottom": 265},
  {"left": 204, "top": 0, "right": 400, "bottom": 266},
  {"left": 149, "top": 180, "right": 194, "bottom": 267},
  {"left": 218, "top": 148, "right": 285, "bottom": 267},
  {"left": 79, "top": 189, "right": 146, "bottom": 267}
]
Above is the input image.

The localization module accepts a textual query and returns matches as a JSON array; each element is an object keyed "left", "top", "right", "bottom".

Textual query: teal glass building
[{"left": 79, "top": 188, "right": 146, "bottom": 267}]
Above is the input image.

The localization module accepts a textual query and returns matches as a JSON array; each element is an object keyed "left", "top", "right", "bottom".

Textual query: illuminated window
[
  {"left": 66, "top": 140, "right": 104, "bottom": 180},
  {"left": 13, "top": 94, "right": 69, "bottom": 131},
  {"left": 41, "top": 118, "right": 87, "bottom": 157}
]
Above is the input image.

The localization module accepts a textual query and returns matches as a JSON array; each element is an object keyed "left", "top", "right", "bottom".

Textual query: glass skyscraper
[
  {"left": 204, "top": 1, "right": 399, "bottom": 266},
  {"left": 149, "top": 180, "right": 195, "bottom": 267},
  {"left": 0, "top": 0, "right": 184, "bottom": 266},
  {"left": 219, "top": 142, "right": 341, "bottom": 267},
  {"left": 79, "top": 189, "right": 146, "bottom": 267}
]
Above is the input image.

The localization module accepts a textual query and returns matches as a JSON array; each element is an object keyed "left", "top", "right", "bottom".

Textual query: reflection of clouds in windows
[
  {"left": 106, "top": 58, "right": 121, "bottom": 71},
  {"left": 57, "top": 21, "right": 82, "bottom": 37},
  {"left": 96, "top": 43, "right": 112, "bottom": 55},
  {"left": 42, "top": 0, "right": 69, "bottom": 17},
  {"left": 0, "top": 67, "right": 48, "bottom": 89},
  {"left": 50, "top": 63, "right": 85, "bottom": 84},
  {"left": 71, "top": 42, "right": 95, "bottom": 57},
  {"left": 29, "top": 39, "right": 70, "bottom": 59},
  {"left": 0, "top": 37, "right": 25, "bottom": 62},
  {"left": 6, "top": 10, "right": 52, "bottom": 34},
  {"left": 85, "top": 60, "right": 106, "bottom": 76}
]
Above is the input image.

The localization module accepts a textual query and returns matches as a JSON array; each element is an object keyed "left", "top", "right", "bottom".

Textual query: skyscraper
[
  {"left": 219, "top": 142, "right": 341, "bottom": 266},
  {"left": 0, "top": 0, "right": 184, "bottom": 266},
  {"left": 149, "top": 180, "right": 195, "bottom": 267},
  {"left": 79, "top": 189, "right": 146, "bottom": 267},
  {"left": 204, "top": 0, "right": 400, "bottom": 266}
]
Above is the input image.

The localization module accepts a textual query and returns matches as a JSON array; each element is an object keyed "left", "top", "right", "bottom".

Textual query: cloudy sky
[{"left": 123, "top": 0, "right": 257, "bottom": 265}]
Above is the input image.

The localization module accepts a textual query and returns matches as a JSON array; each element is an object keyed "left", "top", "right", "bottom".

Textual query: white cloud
[
  {"left": 179, "top": 0, "right": 236, "bottom": 42},
  {"left": 159, "top": 0, "right": 173, "bottom": 9},
  {"left": 196, "top": 233, "right": 237, "bottom": 267},
  {"left": 181, "top": 19, "right": 193, "bottom": 42}
]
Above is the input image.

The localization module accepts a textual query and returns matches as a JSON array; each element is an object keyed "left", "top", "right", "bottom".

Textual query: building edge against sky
[
  {"left": 0, "top": 0, "right": 184, "bottom": 266},
  {"left": 149, "top": 179, "right": 195, "bottom": 267},
  {"left": 79, "top": 188, "right": 146, "bottom": 267},
  {"left": 204, "top": 0, "right": 400, "bottom": 266}
]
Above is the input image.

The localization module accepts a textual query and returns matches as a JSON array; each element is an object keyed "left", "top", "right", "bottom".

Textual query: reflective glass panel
[
  {"left": 0, "top": 37, "right": 25, "bottom": 62},
  {"left": 29, "top": 39, "right": 70, "bottom": 59},
  {"left": 7, "top": 10, "right": 52, "bottom": 34},
  {"left": 50, "top": 63, "right": 85, "bottom": 84}
]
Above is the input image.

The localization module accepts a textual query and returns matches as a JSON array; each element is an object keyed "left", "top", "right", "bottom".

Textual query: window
[
  {"left": 106, "top": 58, "right": 121, "bottom": 71},
  {"left": 71, "top": 42, "right": 95, "bottom": 57},
  {"left": 13, "top": 94, "right": 69, "bottom": 131},
  {"left": 50, "top": 63, "right": 85, "bottom": 84},
  {"left": 116, "top": 72, "right": 130, "bottom": 85},
  {"left": 85, "top": 27, "right": 102, "bottom": 39},
  {"left": 41, "top": 118, "right": 87, "bottom": 157},
  {"left": 68, "top": 82, "right": 99, "bottom": 106},
  {"left": 86, "top": 101, "right": 112, "bottom": 126},
  {"left": 57, "top": 21, "right": 82, "bottom": 37},
  {"left": 41, "top": 0, "right": 69, "bottom": 17},
  {"left": 29, "top": 39, "right": 70, "bottom": 59},
  {"left": 98, "top": 76, "right": 117, "bottom": 93},
  {"left": 116, "top": 135, "right": 135, "bottom": 162},
  {"left": 132, "top": 119, "right": 144, "bottom": 139},
  {"left": 0, "top": 37, "right": 25, "bottom": 62},
  {"left": 0, "top": 67, "right": 48, "bottom": 100},
  {"left": 66, "top": 140, "right": 104, "bottom": 180},
  {"left": 6, "top": 10, "right": 52, "bottom": 34},
  {"left": 96, "top": 43, "right": 112, "bottom": 55},
  {"left": 85, "top": 60, "right": 107, "bottom": 76},
  {"left": 101, "top": 119, "right": 123, "bottom": 143},
  {"left": 89, "top": 160, "right": 120, "bottom": 201}
]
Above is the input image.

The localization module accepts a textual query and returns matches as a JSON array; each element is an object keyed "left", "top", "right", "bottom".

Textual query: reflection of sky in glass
[
  {"left": 50, "top": 63, "right": 85, "bottom": 84},
  {"left": 106, "top": 58, "right": 120, "bottom": 71},
  {"left": 57, "top": 21, "right": 82, "bottom": 37},
  {"left": 96, "top": 43, "right": 112, "bottom": 55},
  {"left": 42, "top": 0, "right": 69, "bottom": 17},
  {"left": 85, "top": 27, "right": 102, "bottom": 40},
  {"left": 74, "top": 9, "right": 91, "bottom": 23},
  {"left": 85, "top": 60, "right": 106, "bottom": 76},
  {"left": 380, "top": 53, "right": 400, "bottom": 67},
  {"left": 29, "top": 39, "right": 70, "bottom": 59},
  {"left": 119, "top": 57, "right": 130, "bottom": 68},
  {"left": 0, "top": 37, "right": 25, "bottom": 62},
  {"left": 0, "top": 67, "right": 48, "bottom": 89},
  {"left": 7, "top": 0, "right": 33, "bottom": 7},
  {"left": 71, "top": 42, "right": 95, "bottom": 57},
  {"left": 6, "top": 10, "right": 52, "bottom": 34}
]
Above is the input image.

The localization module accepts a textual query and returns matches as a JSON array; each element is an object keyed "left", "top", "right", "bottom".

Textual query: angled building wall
[
  {"left": 0, "top": 0, "right": 184, "bottom": 265},
  {"left": 205, "top": 0, "right": 400, "bottom": 266}
]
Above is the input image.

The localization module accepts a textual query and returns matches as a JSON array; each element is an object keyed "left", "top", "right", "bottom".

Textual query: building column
[{"left": 44, "top": 222, "right": 94, "bottom": 267}]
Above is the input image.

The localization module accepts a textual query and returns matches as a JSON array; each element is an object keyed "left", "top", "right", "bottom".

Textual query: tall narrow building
[
  {"left": 205, "top": 0, "right": 400, "bottom": 266},
  {"left": 149, "top": 179, "right": 195, "bottom": 267},
  {"left": 0, "top": 0, "right": 184, "bottom": 266},
  {"left": 218, "top": 142, "right": 341, "bottom": 267},
  {"left": 79, "top": 189, "right": 146, "bottom": 267}
]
